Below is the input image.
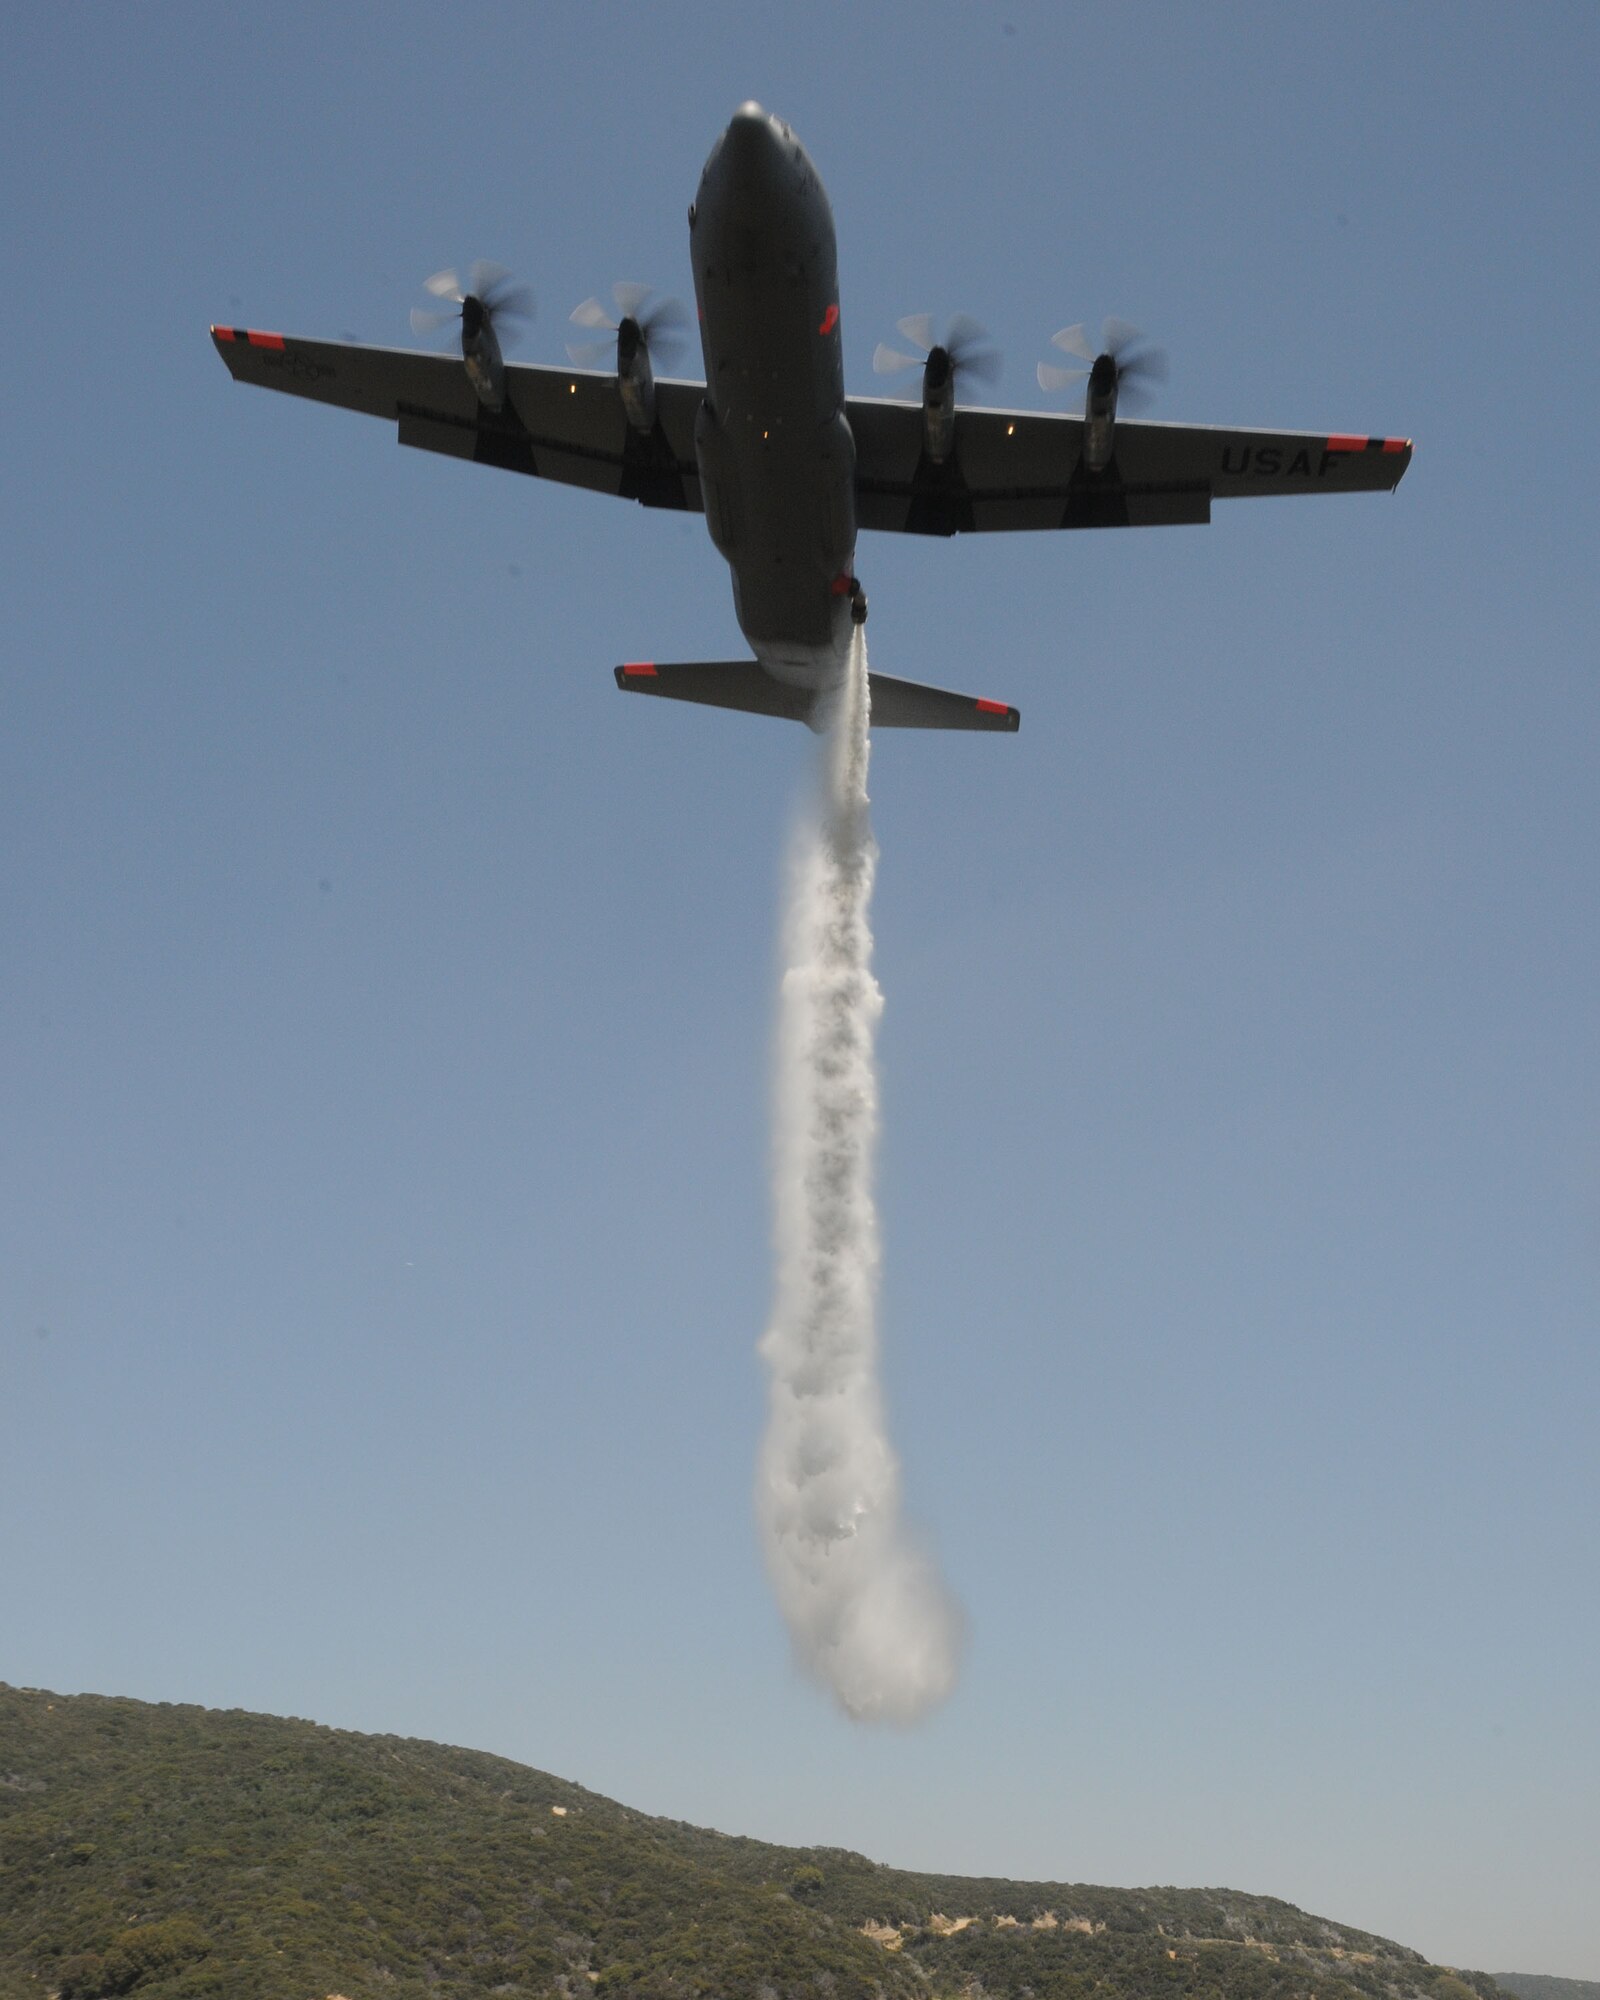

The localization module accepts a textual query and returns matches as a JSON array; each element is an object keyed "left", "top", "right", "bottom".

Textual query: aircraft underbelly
[
  {"left": 690, "top": 107, "right": 856, "bottom": 677},
  {"left": 703, "top": 413, "right": 855, "bottom": 666}
]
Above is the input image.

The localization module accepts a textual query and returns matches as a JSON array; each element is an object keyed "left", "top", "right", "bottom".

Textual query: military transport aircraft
[{"left": 211, "top": 101, "right": 1411, "bottom": 736}]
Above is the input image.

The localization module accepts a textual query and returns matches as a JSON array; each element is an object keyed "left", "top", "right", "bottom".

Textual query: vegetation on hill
[
  {"left": 0, "top": 1684, "right": 1520, "bottom": 2000},
  {"left": 1490, "top": 1979, "right": 1600, "bottom": 2000}
]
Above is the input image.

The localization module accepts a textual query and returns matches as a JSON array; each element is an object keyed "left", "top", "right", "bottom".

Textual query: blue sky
[{"left": 3, "top": 1, "right": 1596, "bottom": 1979}]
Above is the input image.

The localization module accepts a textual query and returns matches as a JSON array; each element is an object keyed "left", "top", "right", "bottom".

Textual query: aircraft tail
[{"left": 614, "top": 659, "right": 1019, "bottom": 732}]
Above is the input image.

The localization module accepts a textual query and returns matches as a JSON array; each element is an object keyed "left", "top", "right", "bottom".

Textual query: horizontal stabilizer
[
  {"left": 615, "top": 660, "right": 1019, "bottom": 732},
  {"left": 868, "top": 670, "right": 1019, "bottom": 731},
  {"left": 616, "top": 659, "right": 813, "bottom": 720}
]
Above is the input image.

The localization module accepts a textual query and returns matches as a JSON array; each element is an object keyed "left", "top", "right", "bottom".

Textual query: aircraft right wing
[
  {"left": 211, "top": 325, "right": 706, "bottom": 512},
  {"left": 848, "top": 394, "right": 1412, "bottom": 535}
]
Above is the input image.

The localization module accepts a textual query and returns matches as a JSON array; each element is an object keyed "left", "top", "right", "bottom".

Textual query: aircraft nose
[
  {"left": 728, "top": 99, "right": 773, "bottom": 142},
  {"left": 717, "top": 101, "right": 785, "bottom": 189}
]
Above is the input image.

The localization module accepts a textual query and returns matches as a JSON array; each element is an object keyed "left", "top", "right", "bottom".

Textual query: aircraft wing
[
  {"left": 211, "top": 328, "right": 1409, "bottom": 535},
  {"left": 847, "top": 393, "right": 1412, "bottom": 535},
  {"left": 210, "top": 325, "right": 704, "bottom": 511}
]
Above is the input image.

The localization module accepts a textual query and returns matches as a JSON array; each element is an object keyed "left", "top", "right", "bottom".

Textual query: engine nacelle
[
  {"left": 921, "top": 346, "right": 956, "bottom": 464},
  {"left": 460, "top": 295, "right": 506, "bottom": 412},
  {"left": 616, "top": 317, "right": 657, "bottom": 434},
  {"left": 1082, "top": 350, "right": 1119, "bottom": 472}
]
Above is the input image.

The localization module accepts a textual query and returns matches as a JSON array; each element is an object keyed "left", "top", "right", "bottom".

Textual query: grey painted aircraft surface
[{"left": 211, "top": 102, "right": 1412, "bottom": 735}]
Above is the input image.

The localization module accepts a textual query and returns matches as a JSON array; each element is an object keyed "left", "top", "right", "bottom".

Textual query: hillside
[
  {"left": 0, "top": 1684, "right": 1514, "bottom": 2000},
  {"left": 1492, "top": 1982, "right": 1600, "bottom": 2000}
]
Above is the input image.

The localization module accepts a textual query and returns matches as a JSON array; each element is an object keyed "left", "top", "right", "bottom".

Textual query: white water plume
[{"left": 756, "top": 630, "right": 963, "bottom": 1724}]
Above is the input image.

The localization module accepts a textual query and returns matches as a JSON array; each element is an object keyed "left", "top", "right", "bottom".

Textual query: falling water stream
[{"left": 755, "top": 630, "right": 963, "bottom": 1724}]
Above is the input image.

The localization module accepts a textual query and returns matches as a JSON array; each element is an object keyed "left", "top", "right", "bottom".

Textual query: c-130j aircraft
[{"left": 213, "top": 102, "right": 1411, "bottom": 735}]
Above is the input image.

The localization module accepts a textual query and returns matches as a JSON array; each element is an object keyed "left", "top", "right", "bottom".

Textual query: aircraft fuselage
[{"left": 689, "top": 104, "right": 859, "bottom": 690}]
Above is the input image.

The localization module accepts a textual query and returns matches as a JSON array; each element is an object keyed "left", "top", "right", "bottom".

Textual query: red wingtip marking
[
  {"left": 1381, "top": 436, "right": 1410, "bottom": 453},
  {"left": 818, "top": 303, "right": 839, "bottom": 336},
  {"left": 622, "top": 662, "right": 657, "bottom": 677},
  {"left": 1325, "top": 434, "right": 1365, "bottom": 453},
  {"left": 246, "top": 329, "right": 286, "bottom": 350},
  {"left": 975, "top": 698, "right": 1009, "bottom": 716},
  {"left": 212, "top": 324, "right": 237, "bottom": 342}
]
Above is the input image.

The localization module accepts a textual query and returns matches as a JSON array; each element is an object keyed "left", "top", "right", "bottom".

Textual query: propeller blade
[
  {"left": 1120, "top": 345, "right": 1169, "bottom": 388},
  {"left": 952, "top": 345, "right": 1001, "bottom": 387},
  {"left": 640, "top": 295, "right": 687, "bottom": 339},
  {"left": 611, "top": 280, "right": 653, "bottom": 321},
  {"left": 566, "top": 338, "right": 612, "bottom": 367},
  {"left": 424, "top": 268, "right": 463, "bottom": 301},
  {"left": 1102, "top": 316, "right": 1142, "bottom": 357},
  {"left": 1037, "top": 360, "right": 1089, "bottom": 393},
  {"left": 570, "top": 296, "right": 616, "bottom": 331},
  {"left": 873, "top": 343, "right": 924, "bottom": 376},
  {"left": 895, "top": 313, "right": 936, "bottom": 355},
  {"left": 485, "top": 283, "right": 534, "bottom": 323},
  {"left": 410, "top": 304, "right": 458, "bottom": 337},
  {"left": 946, "top": 316, "right": 1000, "bottom": 386},
  {"left": 1050, "top": 323, "right": 1095, "bottom": 362},
  {"left": 469, "top": 260, "right": 510, "bottom": 302},
  {"left": 641, "top": 333, "right": 685, "bottom": 369}
]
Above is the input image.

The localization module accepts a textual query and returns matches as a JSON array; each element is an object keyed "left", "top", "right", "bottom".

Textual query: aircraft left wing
[
  {"left": 210, "top": 326, "right": 705, "bottom": 512},
  {"left": 848, "top": 393, "right": 1412, "bottom": 535}
]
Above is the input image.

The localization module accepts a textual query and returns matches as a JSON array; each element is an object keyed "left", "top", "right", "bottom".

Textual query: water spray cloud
[{"left": 756, "top": 632, "right": 963, "bottom": 1724}]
